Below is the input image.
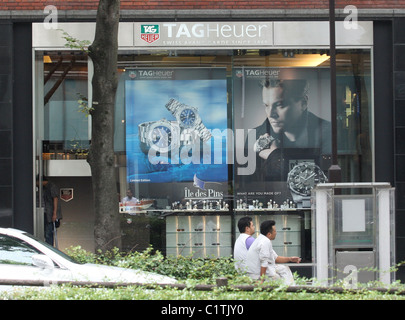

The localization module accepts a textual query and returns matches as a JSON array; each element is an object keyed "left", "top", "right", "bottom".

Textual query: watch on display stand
[
  {"left": 165, "top": 98, "right": 212, "bottom": 142},
  {"left": 287, "top": 162, "right": 328, "bottom": 208}
]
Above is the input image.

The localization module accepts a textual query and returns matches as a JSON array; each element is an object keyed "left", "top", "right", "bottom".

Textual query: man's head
[
  {"left": 126, "top": 189, "right": 134, "bottom": 198},
  {"left": 238, "top": 216, "right": 255, "bottom": 235},
  {"left": 36, "top": 176, "right": 49, "bottom": 186},
  {"left": 260, "top": 220, "right": 277, "bottom": 240},
  {"left": 261, "top": 79, "right": 309, "bottom": 134}
]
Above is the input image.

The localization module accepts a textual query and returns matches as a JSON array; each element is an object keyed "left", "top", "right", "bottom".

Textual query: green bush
[
  {"left": 2, "top": 246, "right": 405, "bottom": 301},
  {"left": 66, "top": 246, "right": 242, "bottom": 283}
]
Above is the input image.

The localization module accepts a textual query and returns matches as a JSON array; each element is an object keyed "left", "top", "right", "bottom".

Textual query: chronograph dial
[
  {"left": 179, "top": 108, "right": 197, "bottom": 127},
  {"left": 287, "top": 162, "right": 328, "bottom": 197},
  {"left": 138, "top": 119, "right": 180, "bottom": 154},
  {"left": 165, "top": 98, "right": 211, "bottom": 141}
]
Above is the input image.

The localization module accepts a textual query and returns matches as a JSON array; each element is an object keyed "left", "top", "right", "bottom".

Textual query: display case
[
  {"left": 166, "top": 213, "right": 232, "bottom": 258},
  {"left": 163, "top": 208, "right": 311, "bottom": 261}
]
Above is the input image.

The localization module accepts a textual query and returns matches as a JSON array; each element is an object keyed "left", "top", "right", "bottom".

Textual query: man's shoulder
[
  {"left": 235, "top": 233, "right": 249, "bottom": 242},
  {"left": 307, "top": 111, "right": 330, "bottom": 126},
  {"left": 45, "top": 181, "right": 58, "bottom": 191},
  {"left": 250, "top": 234, "right": 268, "bottom": 246},
  {"left": 253, "top": 119, "right": 269, "bottom": 136}
]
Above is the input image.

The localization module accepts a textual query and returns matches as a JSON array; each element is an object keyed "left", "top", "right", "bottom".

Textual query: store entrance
[{"left": 51, "top": 176, "right": 95, "bottom": 252}]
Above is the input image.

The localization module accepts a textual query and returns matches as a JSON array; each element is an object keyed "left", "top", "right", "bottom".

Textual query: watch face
[
  {"left": 179, "top": 108, "right": 197, "bottom": 128},
  {"left": 147, "top": 120, "right": 180, "bottom": 153},
  {"left": 151, "top": 125, "right": 172, "bottom": 149},
  {"left": 287, "top": 162, "right": 327, "bottom": 196},
  {"left": 258, "top": 137, "right": 269, "bottom": 148},
  {"left": 259, "top": 135, "right": 274, "bottom": 147}
]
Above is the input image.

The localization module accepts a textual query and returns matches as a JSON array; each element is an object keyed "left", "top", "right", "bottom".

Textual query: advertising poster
[
  {"left": 233, "top": 67, "right": 331, "bottom": 208},
  {"left": 125, "top": 68, "right": 229, "bottom": 205}
]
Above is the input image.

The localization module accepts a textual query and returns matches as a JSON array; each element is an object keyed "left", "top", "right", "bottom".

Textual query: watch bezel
[
  {"left": 253, "top": 134, "right": 276, "bottom": 153},
  {"left": 146, "top": 119, "right": 180, "bottom": 154},
  {"left": 176, "top": 105, "right": 202, "bottom": 129},
  {"left": 287, "top": 162, "right": 327, "bottom": 196},
  {"left": 165, "top": 98, "right": 212, "bottom": 141}
]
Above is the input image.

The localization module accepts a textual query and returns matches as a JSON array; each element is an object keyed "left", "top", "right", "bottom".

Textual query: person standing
[{"left": 41, "top": 177, "right": 62, "bottom": 246}]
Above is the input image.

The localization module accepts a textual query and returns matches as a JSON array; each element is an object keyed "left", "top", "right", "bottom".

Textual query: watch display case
[
  {"left": 166, "top": 215, "right": 232, "bottom": 258},
  {"left": 164, "top": 208, "right": 311, "bottom": 261}
]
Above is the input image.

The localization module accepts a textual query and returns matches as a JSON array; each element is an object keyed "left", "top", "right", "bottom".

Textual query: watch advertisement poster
[
  {"left": 125, "top": 68, "right": 229, "bottom": 204},
  {"left": 233, "top": 67, "right": 332, "bottom": 208}
]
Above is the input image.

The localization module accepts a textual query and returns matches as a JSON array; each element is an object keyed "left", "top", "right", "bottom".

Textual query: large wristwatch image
[
  {"left": 253, "top": 134, "right": 279, "bottom": 153},
  {"left": 165, "top": 98, "right": 212, "bottom": 142},
  {"left": 138, "top": 119, "right": 181, "bottom": 154},
  {"left": 287, "top": 162, "right": 328, "bottom": 208}
]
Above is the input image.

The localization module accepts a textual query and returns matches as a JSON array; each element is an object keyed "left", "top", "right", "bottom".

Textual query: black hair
[
  {"left": 237, "top": 216, "right": 253, "bottom": 233},
  {"left": 260, "top": 220, "right": 276, "bottom": 236},
  {"left": 261, "top": 79, "right": 309, "bottom": 102}
]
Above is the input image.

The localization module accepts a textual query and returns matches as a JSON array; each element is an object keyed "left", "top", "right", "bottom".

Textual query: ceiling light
[{"left": 43, "top": 55, "right": 52, "bottom": 63}]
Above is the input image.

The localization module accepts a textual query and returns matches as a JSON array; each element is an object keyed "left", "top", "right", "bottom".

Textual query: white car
[{"left": 0, "top": 227, "right": 176, "bottom": 288}]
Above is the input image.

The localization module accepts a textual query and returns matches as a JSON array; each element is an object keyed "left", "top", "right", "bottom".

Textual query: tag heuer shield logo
[{"left": 141, "top": 24, "right": 160, "bottom": 44}]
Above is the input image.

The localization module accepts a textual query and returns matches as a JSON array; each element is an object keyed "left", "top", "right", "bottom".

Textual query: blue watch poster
[{"left": 125, "top": 68, "right": 228, "bottom": 188}]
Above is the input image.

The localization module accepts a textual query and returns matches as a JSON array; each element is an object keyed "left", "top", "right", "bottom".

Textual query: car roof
[
  {"left": 0, "top": 227, "right": 27, "bottom": 235},
  {"left": 0, "top": 227, "right": 77, "bottom": 267}
]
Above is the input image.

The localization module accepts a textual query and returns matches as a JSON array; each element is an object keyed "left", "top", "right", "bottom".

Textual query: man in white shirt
[
  {"left": 246, "top": 220, "right": 301, "bottom": 285},
  {"left": 233, "top": 216, "right": 256, "bottom": 273},
  {"left": 122, "top": 189, "right": 139, "bottom": 205}
]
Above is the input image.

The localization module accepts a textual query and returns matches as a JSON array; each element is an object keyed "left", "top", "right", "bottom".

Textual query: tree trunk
[{"left": 87, "top": 0, "right": 121, "bottom": 251}]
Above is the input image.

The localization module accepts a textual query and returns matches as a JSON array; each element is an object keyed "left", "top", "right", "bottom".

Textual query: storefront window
[
  {"left": 41, "top": 51, "right": 89, "bottom": 159},
  {"left": 115, "top": 49, "right": 372, "bottom": 206},
  {"left": 112, "top": 49, "right": 372, "bottom": 256},
  {"left": 335, "top": 50, "right": 372, "bottom": 183},
  {"left": 37, "top": 47, "right": 372, "bottom": 256},
  {"left": 38, "top": 49, "right": 372, "bottom": 190}
]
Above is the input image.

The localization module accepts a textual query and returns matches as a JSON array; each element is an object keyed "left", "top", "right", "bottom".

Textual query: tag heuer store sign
[{"left": 135, "top": 22, "right": 273, "bottom": 47}]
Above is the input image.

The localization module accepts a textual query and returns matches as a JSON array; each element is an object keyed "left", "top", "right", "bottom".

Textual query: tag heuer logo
[{"left": 141, "top": 24, "right": 160, "bottom": 44}]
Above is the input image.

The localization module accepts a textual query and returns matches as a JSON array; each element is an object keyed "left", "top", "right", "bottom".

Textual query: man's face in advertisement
[{"left": 262, "top": 85, "right": 308, "bottom": 135}]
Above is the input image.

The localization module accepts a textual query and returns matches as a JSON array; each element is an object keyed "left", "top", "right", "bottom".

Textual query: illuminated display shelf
[
  {"left": 139, "top": 208, "right": 302, "bottom": 215},
  {"left": 165, "top": 209, "right": 310, "bottom": 259},
  {"left": 166, "top": 215, "right": 232, "bottom": 258}
]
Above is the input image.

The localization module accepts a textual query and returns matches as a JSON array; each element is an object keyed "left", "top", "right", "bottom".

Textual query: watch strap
[
  {"left": 291, "top": 192, "right": 311, "bottom": 208},
  {"left": 138, "top": 121, "right": 154, "bottom": 144},
  {"left": 165, "top": 98, "right": 182, "bottom": 116},
  {"left": 195, "top": 122, "right": 212, "bottom": 141}
]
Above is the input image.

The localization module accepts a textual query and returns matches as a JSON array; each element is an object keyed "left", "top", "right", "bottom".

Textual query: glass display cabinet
[{"left": 166, "top": 214, "right": 232, "bottom": 258}]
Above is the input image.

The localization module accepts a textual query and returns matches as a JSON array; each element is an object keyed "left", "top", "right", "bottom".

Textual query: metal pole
[{"left": 328, "top": 0, "right": 342, "bottom": 182}]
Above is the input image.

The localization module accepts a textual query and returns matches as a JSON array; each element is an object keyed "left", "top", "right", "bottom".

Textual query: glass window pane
[
  {"left": 0, "top": 235, "right": 40, "bottom": 265},
  {"left": 42, "top": 52, "right": 89, "bottom": 159},
  {"left": 112, "top": 49, "right": 373, "bottom": 255}
]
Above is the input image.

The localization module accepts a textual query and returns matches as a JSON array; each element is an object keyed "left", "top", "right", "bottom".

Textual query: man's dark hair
[
  {"left": 260, "top": 220, "right": 276, "bottom": 236},
  {"left": 237, "top": 216, "right": 253, "bottom": 233},
  {"left": 260, "top": 79, "right": 309, "bottom": 102}
]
